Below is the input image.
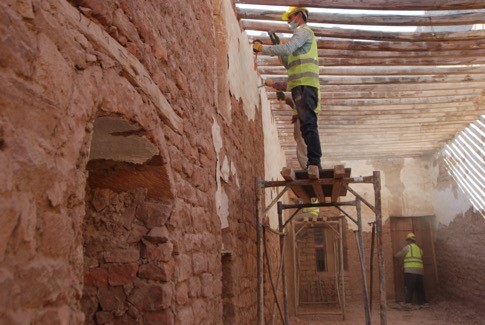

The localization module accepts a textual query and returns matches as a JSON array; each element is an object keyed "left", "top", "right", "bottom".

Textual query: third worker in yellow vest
[{"left": 394, "top": 232, "right": 427, "bottom": 306}]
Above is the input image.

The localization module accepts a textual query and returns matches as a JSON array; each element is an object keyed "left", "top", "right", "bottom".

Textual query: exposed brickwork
[
  {"left": 0, "top": 0, "right": 265, "bottom": 323},
  {"left": 436, "top": 208, "right": 485, "bottom": 309}
]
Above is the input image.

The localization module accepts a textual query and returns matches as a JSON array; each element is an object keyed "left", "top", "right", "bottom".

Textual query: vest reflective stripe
[
  {"left": 404, "top": 243, "right": 423, "bottom": 269},
  {"left": 288, "top": 57, "right": 319, "bottom": 69},
  {"left": 303, "top": 198, "right": 319, "bottom": 216},
  {"left": 288, "top": 71, "right": 320, "bottom": 83},
  {"left": 287, "top": 26, "right": 320, "bottom": 91}
]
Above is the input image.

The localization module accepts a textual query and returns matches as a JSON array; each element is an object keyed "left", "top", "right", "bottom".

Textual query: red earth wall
[{"left": 0, "top": 0, "right": 266, "bottom": 323}]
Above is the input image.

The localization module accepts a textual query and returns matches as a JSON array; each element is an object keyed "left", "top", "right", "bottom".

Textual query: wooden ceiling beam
[
  {"left": 320, "top": 81, "right": 485, "bottom": 91},
  {"left": 234, "top": 0, "right": 485, "bottom": 11},
  {"left": 237, "top": 8, "right": 485, "bottom": 26},
  {"left": 264, "top": 74, "right": 485, "bottom": 85},
  {"left": 241, "top": 20, "right": 485, "bottom": 42},
  {"left": 260, "top": 67, "right": 485, "bottom": 78},
  {"left": 268, "top": 89, "right": 483, "bottom": 100},
  {"left": 273, "top": 114, "right": 480, "bottom": 124},
  {"left": 257, "top": 55, "right": 485, "bottom": 66},
  {"left": 307, "top": 67, "right": 485, "bottom": 76},
  {"left": 254, "top": 36, "right": 485, "bottom": 51},
  {"left": 318, "top": 48, "right": 485, "bottom": 59},
  {"left": 310, "top": 133, "right": 464, "bottom": 141},
  {"left": 317, "top": 112, "right": 480, "bottom": 121},
  {"left": 273, "top": 112, "right": 482, "bottom": 120},
  {"left": 274, "top": 120, "right": 478, "bottom": 129},
  {"left": 271, "top": 106, "right": 479, "bottom": 115}
]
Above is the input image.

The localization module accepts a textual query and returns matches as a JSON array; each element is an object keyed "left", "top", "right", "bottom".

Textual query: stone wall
[
  {"left": 435, "top": 208, "right": 485, "bottom": 309},
  {"left": 0, "top": 0, "right": 272, "bottom": 323},
  {"left": 431, "top": 125, "right": 485, "bottom": 309}
]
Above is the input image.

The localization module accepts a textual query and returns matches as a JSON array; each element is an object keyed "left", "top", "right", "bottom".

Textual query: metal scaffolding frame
[{"left": 256, "top": 170, "right": 387, "bottom": 325}]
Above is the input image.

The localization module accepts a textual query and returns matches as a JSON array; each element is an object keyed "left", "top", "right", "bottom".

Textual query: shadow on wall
[{"left": 82, "top": 116, "right": 177, "bottom": 323}]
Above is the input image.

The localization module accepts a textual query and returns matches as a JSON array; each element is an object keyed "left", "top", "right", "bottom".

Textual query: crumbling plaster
[
  {"left": 223, "top": 0, "right": 260, "bottom": 121},
  {"left": 213, "top": 1, "right": 285, "bottom": 230},
  {"left": 432, "top": 151, "right": 476, "bottom": 226},
  {"left": 213, "top": 118, "right": 230, "bottom": 229},
  {"left": 261, "top": 89, "right": 287, "bottom": 229},
  {"left": 329, "top": 157, "right": 435, "bottom": 232}
]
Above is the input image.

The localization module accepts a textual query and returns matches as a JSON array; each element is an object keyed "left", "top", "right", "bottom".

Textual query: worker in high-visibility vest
[
  {"left": 302, "top": 197, "right": 319, "bottom": 217},
  {"left": 394, "top": 232, "right": 427, "bottom": 306},
  {"left": 253, "top": 6, "right": 322, "bottom": 174}
]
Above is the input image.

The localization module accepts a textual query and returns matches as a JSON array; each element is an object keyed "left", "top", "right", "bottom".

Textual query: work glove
[
  {"left": 268, "top": 30, "right": 280, "bottom": 45},
  {"left": 276, "top": 91, "right": 285, "bottom": 101},
  {"left": 252, "top": 40, "right": 263, "bottom": 53}
]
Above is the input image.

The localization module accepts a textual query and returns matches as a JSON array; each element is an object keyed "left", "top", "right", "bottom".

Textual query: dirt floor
[{"left": 290, "top": 297, "right": 485, "bottom": 324}]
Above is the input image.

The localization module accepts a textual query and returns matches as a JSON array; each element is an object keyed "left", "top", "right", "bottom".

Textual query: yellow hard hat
[
  {"left": 406, "top": 232, "right": 416, "bottom": 240},
  {"left": 282, "top": 6, "right": 309, "bottom": 21}
]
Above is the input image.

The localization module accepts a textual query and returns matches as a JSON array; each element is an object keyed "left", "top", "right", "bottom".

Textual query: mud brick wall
[
  {"left": 0, "top": 0, "right": 267, "bottom": 323},
  {"left": 435, "top": 208, "right": 485, "bottom": 309},
  {"left": 82, "top": 187, "right": 177, "bottom": 323}
]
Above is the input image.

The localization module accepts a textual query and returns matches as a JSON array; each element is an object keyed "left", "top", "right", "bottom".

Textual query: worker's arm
[
  {"left": 262, "top": 28, "right": 310, "bottom": 57},
  {"left": 279, "top": 55, "right": 289, "bottom": 69},
  {"left": 394, "top": 245, "right": 409, "bottom": 259},
  {"left": 265, "top": 80, "right": 287, "bottom": 92},
  {"left": 276, "top": 91, "right": 298, "bottom": 122}
]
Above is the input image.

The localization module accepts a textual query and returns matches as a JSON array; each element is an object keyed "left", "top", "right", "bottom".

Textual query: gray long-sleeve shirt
[{"left": 261, "top": 25, "right": 312, "bottom": 68}]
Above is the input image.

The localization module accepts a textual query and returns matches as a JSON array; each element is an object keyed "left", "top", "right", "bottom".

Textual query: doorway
[{"left": 390, "top": 216, "right": 438, "bottom": 303}]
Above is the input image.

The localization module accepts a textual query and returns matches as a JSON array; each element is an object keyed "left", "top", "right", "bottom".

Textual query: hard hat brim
[{"left": 282, "top": 7, "right": 308, "bottom": 21}]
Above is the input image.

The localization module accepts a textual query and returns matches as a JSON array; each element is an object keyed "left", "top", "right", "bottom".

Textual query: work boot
[{"left": 307, "top": 165, "right": 320, "bottom": 179}]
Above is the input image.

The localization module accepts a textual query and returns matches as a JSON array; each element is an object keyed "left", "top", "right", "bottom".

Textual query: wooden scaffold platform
[{"left": 256, "top": 165, "right": 388, "bottom": 325}]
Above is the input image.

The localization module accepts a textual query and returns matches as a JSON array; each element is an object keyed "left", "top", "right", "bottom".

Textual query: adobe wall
[
  {"left": 294, "top": 145, "right": 482, "bottom": 308},
  {"left": 431, "top": 120, "right": 485, "bottom": 309},
  {"left": 282, "top": 156, "right": 451, "bottom": 310},
  {"left": 325, "top": 157, "right": 436, "bottom": 302},
  {"left": 0, "top": 0, "right": 283, "bottom": 323}
]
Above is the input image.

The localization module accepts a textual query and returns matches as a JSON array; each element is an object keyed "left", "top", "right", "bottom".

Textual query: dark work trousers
[
  {"left": 404, "top": 272, "right": 426, "bottom": 305},
  {"left": 291, "top": 85, "right": 322, "bottom": 167}
]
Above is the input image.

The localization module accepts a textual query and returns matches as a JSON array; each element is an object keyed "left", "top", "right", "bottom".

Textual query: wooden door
[{"left": 390, "top": 216, "right": 438, "bottom": 303}]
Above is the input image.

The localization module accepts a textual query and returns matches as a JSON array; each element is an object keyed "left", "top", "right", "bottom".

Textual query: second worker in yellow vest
[
  {"left": 394, "top": 232, "right": 427, "bottom": 306},
  {"left": 253, "top": 7, "right": 322, "bottom": 171}
]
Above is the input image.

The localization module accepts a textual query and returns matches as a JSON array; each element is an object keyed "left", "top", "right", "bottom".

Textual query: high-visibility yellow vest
[
  {"left": 404, "top": 243, "right": 423, "bottom": 269},
  {"left": 303, "top": 197, "right": 319, "bottom": 216},
  {"left": 287, "top": 25, "right": 321, "bottom": 114}
]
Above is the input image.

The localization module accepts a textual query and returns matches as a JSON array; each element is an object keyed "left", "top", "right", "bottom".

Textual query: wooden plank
[
  {"left": 260, "top": 65, "right": 485, "bottom": 76},
  {"left": 317, "top": 48, "right": 485, "bottom": 59},
  {"left": 242, "top": 20, "right": 485, "bottom": 42},
  {"left": 311, "top": 183, "right": 326, "bottom": 203},
  {"left": 278, "top": 119, "right": 480, "bottom": 129},
  {"left": 257, "top": 55, "right": 485, "bottom": 67},
  {"left": 321, "top": 81, "right": 485, "bottom": 91},
  {"left": 254, "top": 36, "right": 485, "bottom": 52},
  {"left": 319, "top": 67, "right": 485, "bottom": 77},
  {"left": 273, "top": 111, "right": 482, "bottom": 122},
  {"left": 237, "top": 8, "right": 485, "bottom": 26},
  {"left": 235, "top": 0, "right": 485, "bottom": 10},
  {"left": 284, "top": 95, "right": 483, "bottom": 106},
  {"left": 267, "top": 88, "right": 484, "bottom": 100},
  {"left": 266, "top": 73, "right": 485, "bottom": 85},
  {"left": 281, "top": 167, "right": 311, "bottom": 202},
  {"left": 331, "top": 165, "right": 346, "bottom": 203}
]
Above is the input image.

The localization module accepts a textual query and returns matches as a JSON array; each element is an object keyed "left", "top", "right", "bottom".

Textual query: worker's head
[
  {"left": 282, "top": 7, "right": 308, "bottom": 30},
  {"left": 405, "top": 232, "right": 416, "bottom": 242}
]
